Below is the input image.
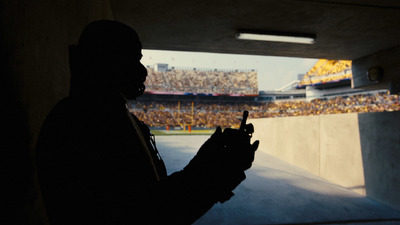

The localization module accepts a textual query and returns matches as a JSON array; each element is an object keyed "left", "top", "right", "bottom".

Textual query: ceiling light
[{"left": 236, "top": 32, "right": 316, "bottom": 44}]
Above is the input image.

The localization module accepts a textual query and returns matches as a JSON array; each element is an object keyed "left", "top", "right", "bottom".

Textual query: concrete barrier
[
  {"left": 249, "top": 111, "right": 400, "bottom": 211},
  {"left": 319, "top": 113, "right": 365, "bottom": 195},
  {"left": 358, "top": 111, "right": 400, "bottom": 211}
]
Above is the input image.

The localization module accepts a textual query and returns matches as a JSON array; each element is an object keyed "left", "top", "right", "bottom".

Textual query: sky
[{"left": 141, "top": 49, "right": 319, "bottom": 91}]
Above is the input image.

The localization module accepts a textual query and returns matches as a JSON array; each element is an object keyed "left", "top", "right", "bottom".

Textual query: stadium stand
[
  {"left": 129, "top": 62, "right": 400, "bottom": 129},
  {"left": 144, "top": 65, "right": 258, "bottom": 95},
  {"left": 129, "top": 91, "right": 400, "bottom": 129},
  {"left": 298, "top": 59, "right": 352, "bottom": 87}
]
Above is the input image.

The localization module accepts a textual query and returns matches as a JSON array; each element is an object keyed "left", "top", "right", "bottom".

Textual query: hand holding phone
[
  {"left": 185, "top": 111, "right": 259, "bottom": 203},
  {"left": 222, "top": 111, "right": 259, "bottom": 171},
  {"left": 239, "top": 110, "right": 254, "bottom": 136}
]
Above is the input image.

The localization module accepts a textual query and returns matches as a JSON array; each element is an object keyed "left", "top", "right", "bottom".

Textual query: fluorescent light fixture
[{"left": 236, "top": 32, "right": 316, "bottom": 44}]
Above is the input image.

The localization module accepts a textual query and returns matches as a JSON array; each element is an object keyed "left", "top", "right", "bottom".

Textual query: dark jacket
[{"left": 35, "top": 94, "right": 220, "bottom": 225}]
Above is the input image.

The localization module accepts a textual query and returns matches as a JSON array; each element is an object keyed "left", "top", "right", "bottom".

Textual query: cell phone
[{"left": 239, "top": 110, "right": 249, "bottom": 131}]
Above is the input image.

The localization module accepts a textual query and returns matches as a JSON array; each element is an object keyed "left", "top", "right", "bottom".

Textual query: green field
[{"left": 151, "top": 129, "right": 215, "bottom": 136}]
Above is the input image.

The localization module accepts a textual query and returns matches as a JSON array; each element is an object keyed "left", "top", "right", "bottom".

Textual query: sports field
[{"left": 151, "top": 129, "right": 215, "bottom": 136}]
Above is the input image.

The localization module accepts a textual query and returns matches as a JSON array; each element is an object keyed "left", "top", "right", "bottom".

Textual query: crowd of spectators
[
  {"left": 298, "top": 60, "right": 352, "bottom": 87},
  {"left": 128, "top": 91, "right": 400, "bottom": 129},
  {"left": 144, "top": 67, "right": 258, "bottom": 95}
]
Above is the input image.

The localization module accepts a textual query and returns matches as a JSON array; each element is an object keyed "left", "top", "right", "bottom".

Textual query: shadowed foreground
[{"left": 155, "top": 135, "right": 400, "bottom": 225}]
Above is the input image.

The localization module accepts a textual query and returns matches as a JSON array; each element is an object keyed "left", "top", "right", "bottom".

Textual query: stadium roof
[{"left": 112, "top": 0, "right": 400, "bottom": 60}]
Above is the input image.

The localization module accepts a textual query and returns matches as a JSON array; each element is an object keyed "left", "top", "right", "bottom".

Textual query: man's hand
[
  {"left": 183, "top": 111, "right": 260, "bottom": 203},
  {"left": 222, "top": 125, "right": 259, "bottom": 172}
]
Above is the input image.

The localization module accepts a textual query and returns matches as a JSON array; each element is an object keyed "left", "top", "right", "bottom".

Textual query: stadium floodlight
[{"left": 236, "top": 31, "right": 316, "bottom": 44}]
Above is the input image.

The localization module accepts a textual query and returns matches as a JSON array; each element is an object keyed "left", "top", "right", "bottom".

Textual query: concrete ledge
[{"left": 249, "top": 111, "right": 400, "bottom": 210}]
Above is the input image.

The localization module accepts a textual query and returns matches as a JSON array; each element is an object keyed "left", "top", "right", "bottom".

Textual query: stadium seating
[
  {"left": 298, "top": 59, "right": 352, "bottom": 87},
  {"left": 144, "top": 67, "right": 258, "bottom": 95},
  {"left": 132, "top": 62, "right": 400, "bottom": 129},
  {"left": 129, "top": 92, "right": 400, "bottom": 129}
]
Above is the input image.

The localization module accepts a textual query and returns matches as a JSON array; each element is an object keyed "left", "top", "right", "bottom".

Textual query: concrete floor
[{"left": 154, "top": 135, "right": 400, "bottom": 225}]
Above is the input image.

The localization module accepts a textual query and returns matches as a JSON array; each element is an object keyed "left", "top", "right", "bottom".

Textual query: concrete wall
[
  {"left": 319, "top": 113, "right": 365, "bottom": 195},
  {"left": 1, "top": 1, "right": 114, "bottom": 224},
  {"left": 249, "top": 111, "right": 400, "bottom": 211},
  {"left": 251, "top": 115, "right": 321, "bottom": 176},
  {"left": 358, "top": 112, "right": 400, "bottom": 212}
]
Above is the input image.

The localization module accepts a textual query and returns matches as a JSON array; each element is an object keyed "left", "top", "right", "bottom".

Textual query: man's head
[{"left": 69, "top": 20, "right": 147, "bottom": 99}]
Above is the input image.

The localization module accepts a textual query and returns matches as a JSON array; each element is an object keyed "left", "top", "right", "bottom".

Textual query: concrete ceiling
[{"left": 110, "top": 0, "right": 400, "bottom": 60}]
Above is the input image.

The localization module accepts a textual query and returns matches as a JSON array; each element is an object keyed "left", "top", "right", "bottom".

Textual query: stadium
[
  {"left": 4, "top": 1, "right": 400, "bottom": 224},
  {"left": 129, "top": 60, "right": 399, "bottom": 132},
  {"left": 128, "top": 60, "right": 400, "bottom": 222}
]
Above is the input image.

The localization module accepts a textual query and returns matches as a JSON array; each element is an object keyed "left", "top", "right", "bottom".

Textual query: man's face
[{"left": 120, "top": 50, "right": 148, "bottom": 99}]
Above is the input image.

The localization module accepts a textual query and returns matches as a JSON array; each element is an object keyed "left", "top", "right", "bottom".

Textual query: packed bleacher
[
  {"left": 129, "top": 60, "right": 400, "bottom": 129},
  {"left": 298, "top": 59, "right": 352, "bottom": 87},
  {"left": 144, "top": 66, "right": 258, "bottom": 95},
  {"left": 129, "top": 91, "right": 400, "bottom": 129}
]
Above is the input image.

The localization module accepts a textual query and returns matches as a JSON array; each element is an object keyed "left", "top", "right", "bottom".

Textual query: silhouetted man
[{"left": 36, "top": 20, "right": 259, "bottom": 225}]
